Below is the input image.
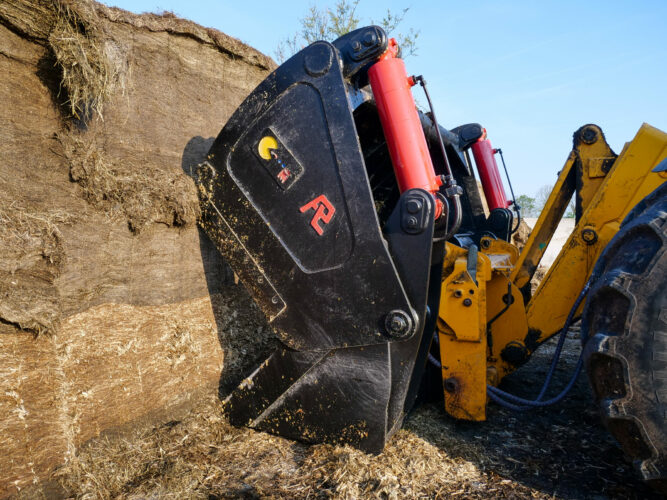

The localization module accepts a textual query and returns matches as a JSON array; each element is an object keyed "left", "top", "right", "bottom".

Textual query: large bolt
[
  {"left": 581, "top": 127, "right": 598, "bottom": 145},
  {"left": 384, "top": 310, "right": 413, "bottom": 339},
  {"left": 581, "top": 228, "right": 598, "bottom": 245},
  {"left": 444, "top": 377, "right": 459, "bottom": 394},
  {"left": 463, "top": 298, "right": 473, "bottom": 307},
  {"left": 304, "top": 44, "right": 333, "bottom": 77},
  {"left": 406, "top": 199, "right": 423, "bottom": 214},
  {"left": 362, "top": 32, "right": 377, "bottom": 47}
]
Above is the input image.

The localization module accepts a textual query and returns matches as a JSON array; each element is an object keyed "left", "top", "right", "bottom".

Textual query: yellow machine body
[{"left": 437, "top": 123, "right": 667, "bottom": 420}]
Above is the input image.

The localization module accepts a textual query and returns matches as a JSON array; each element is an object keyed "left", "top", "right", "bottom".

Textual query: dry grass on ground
[
  {"left": 44, "top": 332, "right": 662, "bottom": 500},
  {"left": 53, "top": 395, "right": 542, "bottom": 499}
]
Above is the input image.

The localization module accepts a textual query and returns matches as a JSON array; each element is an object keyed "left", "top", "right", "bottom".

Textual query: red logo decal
[
  {"left": 300, "top": 195, "right": 335, "bottom": 236},
  {"left": 277, "top": 168, "right": 291, "bottom": 183}
]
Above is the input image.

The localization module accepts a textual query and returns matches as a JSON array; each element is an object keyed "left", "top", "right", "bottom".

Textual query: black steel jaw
[{"left": 196, "top": 34, "right": 440, "bottom": 453}]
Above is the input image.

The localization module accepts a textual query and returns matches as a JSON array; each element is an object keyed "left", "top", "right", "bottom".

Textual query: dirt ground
[{"left": 17, "top": 282, "right": 659, "bottom": 500}]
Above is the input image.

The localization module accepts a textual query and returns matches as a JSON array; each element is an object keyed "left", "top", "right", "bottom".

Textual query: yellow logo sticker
[{"left": 257, "top": 135, "right": 279, "bottom": 160}]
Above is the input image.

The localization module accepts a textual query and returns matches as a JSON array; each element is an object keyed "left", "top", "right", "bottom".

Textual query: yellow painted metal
[
  {"left": 438, "top": 330, "right": 488, "bottom": 420},
  {"left": 479, "top": 238, "right": 530, "bottom": 382},
  {"left": 436, "top": 123, "right": 667, "bottom": 422},
  {"left": 440, "top": 255, "right": 484, "bottom": 341},
  {"left": 527, "top": 124, "right": 667, "bottom": 343},
  {"left": 479, "top": 236, "right": 518, "bottom": 270},
  {"left": 438, "top": 239, "right": 529, "bottom": 420},
  {"left": 511, "top": 154, "right": 576, "bottom": 290},
  {"left": 437, "top": 243, "right": 491, "bottom": 420},
  {"left": 574, "top": 125, "right": 617, "bottom": 215}
]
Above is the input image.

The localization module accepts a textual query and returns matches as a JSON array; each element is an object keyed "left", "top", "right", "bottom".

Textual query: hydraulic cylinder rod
[
  {"left": 471, "top": 135, "right": 510, "bottom": 211},
  {"left": 368, "top": 39, "right": 444, "bottom": 218}
]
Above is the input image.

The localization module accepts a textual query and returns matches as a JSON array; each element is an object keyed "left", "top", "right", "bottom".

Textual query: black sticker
[{"left": 253, "top": 129, "right": 304, "bottom": 191}]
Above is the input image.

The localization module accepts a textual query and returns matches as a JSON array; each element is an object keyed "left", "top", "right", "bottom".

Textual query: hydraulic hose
[
  {"left": 413, "top": 75, "right": 463, "bottom": 239},
  {"left": 428, "top": 279, "right": 592, "bottom": 411},
  {"left": 487, "top": 280, "right": 591, "bottom": 410}
]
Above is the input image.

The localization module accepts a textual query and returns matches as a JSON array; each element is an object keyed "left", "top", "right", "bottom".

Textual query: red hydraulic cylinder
[
  {"left": 368, "top": 39, "right": 443, "bottom": 218},
  {"left": 471, "top": 135, "right": 510, "bottom": 211}
]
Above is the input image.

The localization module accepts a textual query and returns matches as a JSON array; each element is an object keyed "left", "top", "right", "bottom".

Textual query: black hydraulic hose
[
  {"left": 487, "top": 280, "right": 591, "bottom": 410},
  {"left": 495, "top": 148, "right": 522, "bottom": 235},
  {"left": 428, "top": 280, "right": 591, "bottom": 408},
  {"left": 412, "top": 75, "right": 462, "bottom": 239},
  {"left": 485, "top": 280, "right": 513, "bottom": 357},
  {"left": 428, "top": 330, "right": 441, "bottom": 368},
  {"left": 487, "top": 281, "right": 513, "bottom": 331},
  {"left": 415, "top": 77, "right": 454, "bottom": 180}
]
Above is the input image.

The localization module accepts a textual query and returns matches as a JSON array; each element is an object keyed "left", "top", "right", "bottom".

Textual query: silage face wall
[{"left": 0, "top": 1, "right": 275, "bottom": 494}]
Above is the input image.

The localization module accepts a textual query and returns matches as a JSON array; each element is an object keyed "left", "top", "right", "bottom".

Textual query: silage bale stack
[{"left": 0, "top": 0, "right": 275, "bottom": 494}]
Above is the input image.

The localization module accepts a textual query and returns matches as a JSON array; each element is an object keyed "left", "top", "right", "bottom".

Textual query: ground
[{"left": 27, "top": 321, "right": 659, "bottom": 499}]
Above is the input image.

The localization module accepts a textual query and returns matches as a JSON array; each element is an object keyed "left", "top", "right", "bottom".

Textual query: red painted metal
[
  {"left": 471, "top": 134, "right": 510, "bottom": 211},
  {"left": 368, "top": 39, "right": 443, "bottom": 218}
]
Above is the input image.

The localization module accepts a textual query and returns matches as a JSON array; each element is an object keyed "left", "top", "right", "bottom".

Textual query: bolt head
[
  {"left": 391, "top": 317, "right": 405, "bottom": 329},
  {"left": 303, "top": 44, "right": 333, "bottom": 77},
  {"left": 384, "top": 310, "right": 413, "bottom": 339},
  {"left": 581, "top": 127, "right": 598, "bottom": 144},
  {"left": 444, "top": 377, "right": 459, "bottom": 393},
  {"left": 581, "top": 228, "right": 598, "bottom": 245},
  {"left": 463, "top": 298, "right": 473, "bottom": 307},
  {"left": 362, "top": 32, "right": 377, "bottom": 47},
  {"left": 406, "top": 199, "right": 423, "bottom": 214}
]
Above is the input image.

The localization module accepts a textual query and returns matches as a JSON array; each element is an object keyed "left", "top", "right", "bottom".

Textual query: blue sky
[{"left": 101, "top": 0, "right": 667, "bottom": 197}]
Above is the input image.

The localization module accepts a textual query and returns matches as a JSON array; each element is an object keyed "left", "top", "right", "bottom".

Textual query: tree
[
  {"left": 515, "top": 194, "right": 537, "bottom": 217},
  {"left": 517, "top": 187, "right": 576, "bottom": 219},
  {"left": 275, "top": 0, "right": 419, "bottom": 63},
  {"left": 535, "top": 184, "right": 553, "bottom": 213}
]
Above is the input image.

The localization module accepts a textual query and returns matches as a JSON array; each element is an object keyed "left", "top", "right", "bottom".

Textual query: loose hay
[
  {"left": 54, "top": 395, "right": 543, "bottom": 499},
  {"left": 0, "top": 197, "right": 71, "bottom": 267},
  {"left": 48, "top": 0, "right": 126, "bottom": 121},
  {"left": 0, "top": 194, "right": 74, "bottom": 333},
  {"left": 511, "top": 218, "right": 532, "bottom": 251},
  {"left": 531, "top": 265, "right": 548, "bottom": 295},
  {"left": 50, "top": 334, "right": 661, "bottom": 499},
  {"left": 59, "top": 133, "right": 200, "bottom": 232}
]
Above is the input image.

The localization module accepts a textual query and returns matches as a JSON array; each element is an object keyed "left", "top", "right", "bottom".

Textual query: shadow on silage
[{"left": 181, "top": 136, "right": 277, "bottom": 399}]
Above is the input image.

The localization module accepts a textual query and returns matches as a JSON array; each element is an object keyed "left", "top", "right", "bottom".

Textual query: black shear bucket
[{"left": 196, "top": 30, "right": 439, "bottom": 453}]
